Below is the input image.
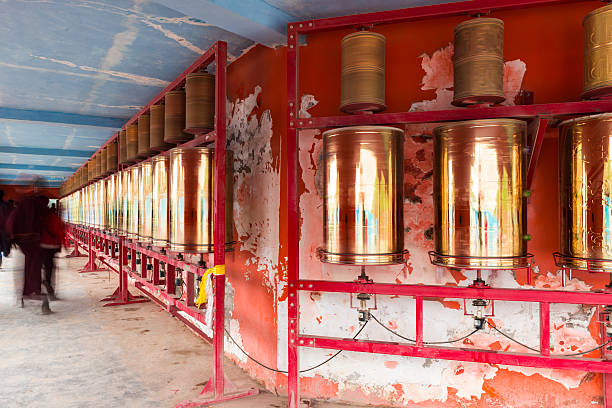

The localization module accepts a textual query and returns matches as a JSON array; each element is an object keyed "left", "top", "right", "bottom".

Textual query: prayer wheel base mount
[
  {"left": 430, "top": 251, "right": 532, "bottom": 269},
  {"left": 184, "top": 127, "right": 214, "bottom": 135},
  {"left": 169, "top": 242, "right": 234, "bottom": 254},
  {"left": 339, "top": 102, "right": 386, "bottom": 114},
  {"left": 554, "top": 252, "right": 612, "bottom": 272},
  {"left": 451, "top": 93, "right": 505, "bottom": 107},
  {"left": 581, "top": 87, "right": 612, "bottom": 100},
  {"left": 318, "top": 248, "right": 405, "bottom": 265}
]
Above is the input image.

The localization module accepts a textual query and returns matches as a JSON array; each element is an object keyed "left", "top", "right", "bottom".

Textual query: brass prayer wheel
[
  {"left": 87, "top": 159, "right": 94, "bottom": 182},
  {"left": 100, "top": 146, "right": 108, "bottom": 176},
  {"left": 168, "top": 147, "right": 233, "bottom": 253},
  {"left": 319, "top": 126, "right": 404, "bottom": 265},
  {"left": 152, "top": 155, "right": 169, "bottom": 247},
  {"left": 164, "top": 90, "right": 190, "bottom": 143},
  {"left": 107, "top": 140, "right": 118, "bottom": 172},
  {"left": 340, "top": 31, "right": 386, "bottom": 114},
  {"left": 107, "top": 172, "right": 117, "bottom": 233},
  {"left": 432, "top": 119, "right": 528, "bottom": 268},
  {"left": 94, "top": 153, "right": 101, "bottom": 179},
  {"left": 137, "top": 114, "right": 151, "bottom": 157},
  {"left": 138, "top": 161, "right": 153, "bottom": 244},
  {"left": 118, "top": 169, "right": 129, "bottom": 235},
  {"left": 119, "top": 130, "right": 128, "bottom": 164},
  {"left": 150, "top": 104, "right": 171, "bottom": 151},
  {"left": 185, "top": 72, "right": 215, "bottom": 133},
  {"left": 127, "top": 165, "right": 140, "bottom": 240},
  {"left": 582, "top": 5, "right": 612, "bottom": 99},
  {"left": 99, "top": 180, "right": 107, "bottom": 230},
  {"left": 453, "top": 18, "right": 505, "bottom": 106},
  {"left": 127, "top": 123, "right": 139, "bottom": 162},
  {"left": 558, "top": 113, "right": 612, "bottom": 270}
]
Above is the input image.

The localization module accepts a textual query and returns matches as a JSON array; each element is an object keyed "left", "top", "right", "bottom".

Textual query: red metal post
[
  {"left": 415, "top": 296, "right": 424, "bottom": 347},
  {"left": 540, "top": 302, "right": 550, "bottom": 356}
]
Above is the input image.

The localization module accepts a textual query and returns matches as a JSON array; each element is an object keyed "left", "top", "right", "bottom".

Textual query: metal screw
[
  {"left": 300, "top": 340, "right": 304, "bottom": 344},
  {"left": 309, "top": 22, "right": 313, "bottom": 27},
  {"left": 290, "top": 303, "right": 294, "bottom": 307},
  {"left": 299, "top": 23, "right": 303, "bottom": 27},
  {"left": 290, "top": 293, "right": 294, "bottom": 297}
]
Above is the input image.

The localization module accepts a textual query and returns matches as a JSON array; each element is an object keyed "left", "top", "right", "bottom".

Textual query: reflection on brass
[
  {"left": 320, "top": 126, "right": 404, "bottom": 265},
  {"left": 340, "top": 31, "right": 386, "bottom": 114},
  {"left": 138, "top": 161, "right": 153, "bottom": 244},
  {"left": 138, "top": 115, "right": 151, "bottom": 157},
  {"left": 107, "top": 141, "right": 118, "bottom": 172},
  {"left": 169, "top": 147, "right": 233, "bottom": 253},
  {"left": 582, "top": 5, "right": 612, "bottom": 99},
  {"left": 107, "top": 173, "right": 117, "bottom": 233},
  {"left": 150, "top": 104, "right": 171, "bottom": 151},
  {"left": 118, "top": 169, "right": 129, "bottom": 235},
  {"left": 119, "top": 130, "right": 128, "bottom": 164},
  {"left": 99, "top": 180, "right": 107, "bottom": 230},
  {"left": 453, "top": 18, "right": 505, "bottom": 106},
  {"left": 165, "top": 90, "right": 190, "bottom": 143},
  {"left": 432, "top": 119, "right": 528, "bottom": 268},
  {"left": 101, "top": 146, "right": 108, "bottom": 176},
  {"left": 127, "top": 123, "right": 139, "bottom": 162},
  {"left": 127, "top": 165, "right": 140, "bottom": 240},
  {"left": 558, "top": 113, "right": 612, "bottom": 270},
  {"left": 185, "top": 72, "right": 215, "bottom": 132},
  {"left": 152, "top": 156, "right": 169, "bottom": 247}
]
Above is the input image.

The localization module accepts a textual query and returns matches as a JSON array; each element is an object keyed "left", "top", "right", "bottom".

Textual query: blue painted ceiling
[{"left": 0, "top": 0, "right": 454, "bottom": 187}]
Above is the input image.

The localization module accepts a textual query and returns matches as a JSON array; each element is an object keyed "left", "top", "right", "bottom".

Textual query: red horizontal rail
[
  {"left": 294, "top": 100, "right": 612, "bottom": 129},
  {"left": 290, "top": 0, "right": 592, "bottom": 33},
  {"left": 297, "top": 279, "right": 612, "bottom": 305},
  {"left": 298, "top": 335, "right": 612, "bottom": 373}
]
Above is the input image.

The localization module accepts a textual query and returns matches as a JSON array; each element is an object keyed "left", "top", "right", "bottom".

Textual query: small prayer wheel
[
  {"left": 100, "top": 146, "right": 108, "bottom": 176},
  {"left": 150, "top": 104, "right": 171, "bottom": 151},
  {"left": 137, "top": 114, "right": 151, "bottom": 157},
  {"left": 164, "top": 90, "right": 190, "bottom": 143},
  {"left": 107, "top": 140, "right": 118, "bottom": 172},
  {"left": 119, "top": 130, "right": 128, "bottom": 164},
  {"left": 126, "top": 123, "right": 139, "bottom": 162},
  {"left": 185, "top": 72, "right": 215, "bottom": 133},
  {"left": 582, "top": 4, "right": 612, "bottom": 99}
]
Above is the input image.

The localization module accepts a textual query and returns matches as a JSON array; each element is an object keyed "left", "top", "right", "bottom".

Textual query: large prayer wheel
[
  {"left": 107, "top": 172, "right": 117, "bottom": 233},
  {"left": 127, "top": 123, "right": 139, "bottom": 162},
  {"left": 185, "top": 72, "right": 215, "bottom": 133},
  {"left": 558, "top": 113, "right": 612, "bottom": 270},
  {"left": 118, "top": 169, "right": 129, "bottom": 235},
  {"left": 137, "top": 114, "right": 151, "bottom": 157},
  {"left": 150, "top": 104, "right": 170, "bottom": 151},
  {"left": 107, "top": 140, "right": 118, "bottom": 172},
  {"left": 340, "top": 31, "right": 386, "bottom": 114},
  {"left": 152, "top": 155, "right": 169, "bottom": 248},
  {"left": 138, "top": 161, "right": 153, "bottom": 244},
  {"left": 127, "top": 165, "right": 140, "bottom": 240},
  {"left": 582, "top": 4, "right": 612, "bottom": 99},
  {"left": 164, "top": 90, "right": 190, "bottom": 143},
  {"left": 453, "top": 18, "right": 505, "bottom": 106},
  {"left": 168, "top": 147, "right": 233, "bottom": 253},
  {"left": 320, "top": 126, "right": 404, "bottom": 264},
  {"left": 432, "top": 119, "right": 528, "bottom": 268},
  {"left": 99, "top": 179, "right": 107, "bottom": 230},
  {"left": 119, "top": 130, "right": 128, "bottom": 164}
]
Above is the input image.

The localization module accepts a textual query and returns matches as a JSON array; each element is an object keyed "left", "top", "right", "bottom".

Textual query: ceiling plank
[
  {"left": 0, "top": 163, "right": 76, "bottom": 172},
  {"left": 0, "top": 107, "right": 125, "bottom": 129},
  {"left": 0, "top": 146, "right": 94, "bottom": 158}
]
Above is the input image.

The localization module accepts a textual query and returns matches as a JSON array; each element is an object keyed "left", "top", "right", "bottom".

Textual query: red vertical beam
[
  {"left": 212, "top": 41, "right": 228, "bottom": 399},
  {"left": 141, "top": 254, "right": 147, "bottom": 279},
  {"left": 131, "top": 248, "right": 137, "bottom": 271},
  {"left": 167, "top": 264, "right": 176, "bottom": 296},
  {"left": 415, "top": 296, "right": 423, "bottom": 347},
  {"left": 601, "top": 305, "right": 612, "bottom": 407},
  {"left": 286, "top": 24, "right": 300, "bottom": 408},
  {"left": 540, "top": 302, "right": 550, "bottom": 356},
  {"left": 186, "top": 272, "right": 195, "bottom": 307},
  {"left": 153, "top": 258, "right": 160, "bottom": 285},
  {"left": 119, "top": 238, "right": 127, "bottom": 302}
]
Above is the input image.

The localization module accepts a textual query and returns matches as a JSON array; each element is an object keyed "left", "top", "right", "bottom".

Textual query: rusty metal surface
[
  {"left": 152, "top": 155, "right": 169, "bottom": 247},
  {"left": 127, "top": 123, "right": 139, "bottom": 162},
  {"left": 453, "top": 18, "right": 505, "bottom": 106},
  {"left": 320, "top": 126, "right": 404, "bottom": 264},
  {"left": 137, "top": 114, "right": 151, "bottom": 157},
  {"left": 164, "top": 90, "right": 190, "bottom": 143},
  {"left": 582, "top": 4, "right": 612, "bottom": 99},
  {"left": 168, "top": 147, "right": 233, "bottom": 253},
  {"left": 127, "top": 165, "right": 140, "bottom": 240},
  {"left": 558, "top": 113, "right": 612, "bottom": 270},
  {"left": 138, "top": 161, "right": 153, "bottom": 244},
  {"left": 340, "top": 31, "right": 386, "bottom": 114},
  {"left": 185, "top": 72, "right": 215, "bottom": 132},
  {"left": 432, "top": 119, "right": 528, "bottom": 268}
]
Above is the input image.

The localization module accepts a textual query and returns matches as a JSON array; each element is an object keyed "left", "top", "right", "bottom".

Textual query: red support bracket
[
  {"left": 102, "top": 236, "right": 147, "bottom": 307},
  {"left": 78, "top": 228, "right": 107, "bottom": 273}
]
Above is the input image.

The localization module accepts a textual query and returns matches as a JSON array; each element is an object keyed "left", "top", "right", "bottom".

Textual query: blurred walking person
[
  {"left": 40, "top": 197, "right": 63, "bottom": 301},
  {"left": 0, "top": 190, "right": 12, "bottom": 267}
]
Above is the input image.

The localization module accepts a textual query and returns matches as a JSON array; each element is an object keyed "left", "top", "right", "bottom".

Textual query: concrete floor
[{"left": 0, "top": 250, "right": 373, "bottom": 408}]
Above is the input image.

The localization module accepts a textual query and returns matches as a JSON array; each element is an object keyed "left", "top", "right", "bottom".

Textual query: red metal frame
[
  {"left": 62, "top": 42, "right": 258, "bottom": 406},
  {"left": 285, "top": 1, "right": 612, "bottom": 407}
]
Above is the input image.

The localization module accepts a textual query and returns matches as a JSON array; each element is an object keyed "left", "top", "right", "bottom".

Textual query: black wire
[
  {"left": 370, "top": 313, "right": 479, "bottom": 345},
  {"left": 486, "top": 321, "right": 541, "bottom": 353},
  {"left": 559, "top": 339, "right": 612, "bottom": 357},
  {"left": 224, "top": 320, "right": 370, "bottom": 374}
]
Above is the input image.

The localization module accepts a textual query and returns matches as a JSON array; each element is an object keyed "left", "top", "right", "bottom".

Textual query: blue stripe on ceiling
[
  {"left": 0, "top": 107, "right": 125, "bottom": 129},
  {"left": 0, "top": 163, "right": 76, "bottom": 172},
  {"left": 0, "top": 146, "right": 94, "bottom": 158}
]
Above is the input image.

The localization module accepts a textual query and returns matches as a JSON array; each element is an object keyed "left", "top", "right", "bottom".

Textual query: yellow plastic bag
[{"left": 196, "top": 265, "right": 225, "bottom": 308}]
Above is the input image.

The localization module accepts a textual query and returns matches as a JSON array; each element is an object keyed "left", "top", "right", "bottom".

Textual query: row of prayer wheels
[
  {"left": 61, "top": 147, "right": 233, "bottom": 253},
  {"left": 318, "top": 112, "right": 612, "bottom": 271},
  {"left": 340, "top": 5, "right": 612, "bottom": 113}
]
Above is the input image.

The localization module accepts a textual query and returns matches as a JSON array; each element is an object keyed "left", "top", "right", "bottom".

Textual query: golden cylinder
[
  {"left": 99, "top": 179, "right": 107, "bottom": 230},
  {"left": 185, "top": 72, "right": 215, "bottom": 132},
  {"left": 340, "top": 31, "right": 386, "bottom": 114},
  {"left": 119, "top": 130, "right": 128, "bottom": 164},
  {"left": 453, "top": 18, "right": 505, "bottom": 106},
  {"left": 94, "top": 153, "right": 101, "bottom": 179},
  {"left": 152, "top": 156, "right": 170, "bottom": 247},
  {"left": 150, "top": 104, "right": 170, "bottom": 151},
  {"left": 127, "top": 123, "right": 139, "bottom": 162},
  {"left": 101, "top": 146, "right": 108, "bottom": 176},
  {"left": 137, "top": 115, "right": 151, "bottom": 157},
  {"left": 107, "top": 173, "right": 117, "bottom": 233},
  {"left": 118, "top": 169, "right": 130, "bottom": 235},
  {"left": 169, "top": 147, "right": 233, "bottom": 253},
  {"left": 432, "top": 119, "right": 528, "bottom": 268},
  {"left": 582, "top": 5, "right": 612, "bottom": 99},
  {"left": 165, "top": 90, "right": 190, "bottom": 143},
  {"left": 320, "top": 126, "right": 404, "bottom": 265},
  {"left": 127, "top": 165, "right": 140, "bottom": 240},
  {"left": 558, "top": 113, "right": 612, "bottom": 270},
  {"left": 107, "top": 141, "right": 118, "bottom": 172},
  {"left": 87, "top": 159, "right": 94, "bottom": 182},
  {"left": 138, "top": 161, "right": 153, "bottom": 244}
]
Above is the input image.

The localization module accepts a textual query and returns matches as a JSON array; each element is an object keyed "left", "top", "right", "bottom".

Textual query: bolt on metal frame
[
  {"left": 62, "top": 41, "right": 258, "bottom": 406},
  {"left": 285, "top": 1, "right": 612, "bottom": 407}
]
